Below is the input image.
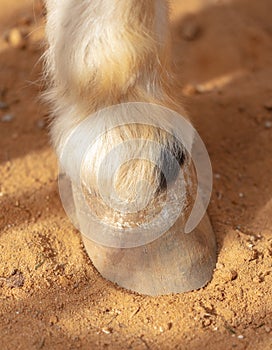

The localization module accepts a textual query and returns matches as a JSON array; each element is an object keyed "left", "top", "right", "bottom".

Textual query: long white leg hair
[{"left": 44, "top": 0, "right": 192, "bottom": 219}]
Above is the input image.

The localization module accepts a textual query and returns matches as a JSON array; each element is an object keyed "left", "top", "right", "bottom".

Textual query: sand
[{"left": 0, "top": 0, "right": 271, "bottom": 349}]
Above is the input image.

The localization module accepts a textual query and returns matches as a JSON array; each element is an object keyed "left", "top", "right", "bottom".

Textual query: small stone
[
  {"left": 216, "top": 262, "right": 225, "bottom": 270},
  {"left": 1, "top": 114, "right": 14, "bottom": 122},
  {"left": 102, "top": 327, "right": 113, "bottom": 335},
  {"left": 247, "top": 242, "right": 254, "bottom": 249},
  {"left": 167, "top": 322, "right": 173, "bottom": 330},
  {"left": 49, "top": 315, "right": 58, "bottom": 325},
  {"left": 239, "top": 192, "right": 244, "bottom": 198},
  {"left": 222, "top": 269, "right": 238, "bottom": 282},
  {"left": 250, "top": 235, "right": 258, "bottom": 242},
  {"left": 252, "top": 276, "right": 260, "bottom": 283},
  {"left": 264, "top": 120, "right": 272, "bottom": 129},
  {"left": 237, "top": 335, "right": 244, "bottom": 339},
  {"left": 59, "top": 276, "right": 70, "bottom": 288},
  {"left": 264, "top": 326, "right": 271, "bottom": 333},
  {"left": 7, "top": 28, "right": 26, "bottom": 49},
  {"left": 202, "top": 318, "right": 212, "bottom": 327},
  {"left": 250, "top": 249, "right": 259, "bottom": 260},
  {"left": 214, "top": 173, "right": 221, "bottom": 179},
  {"left": 230, "top": 270, "right": 238, "bottom": 280},
  {"left": 6, "top": 270, "right": 24, "bottom": 288}
]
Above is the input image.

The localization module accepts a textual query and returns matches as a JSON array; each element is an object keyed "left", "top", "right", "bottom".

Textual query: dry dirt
[{"left": 0, "top": 0, "right": 272, "bottom": 349}]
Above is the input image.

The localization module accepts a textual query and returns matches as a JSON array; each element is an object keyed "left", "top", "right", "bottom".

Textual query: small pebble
[
  {"left": 49, "top": 315, "right": 58, "bottom": 325},
  {"left": 247, "top": 242, "right": 254, "bottom": 249},
  {"left": 6, "top": 270, "right": 24, "bottom": 288},
  {"left": 237, "top": 335, "right": 244, "bottom": 339},
  {"left": 239, "top": 192, "right": 244, "bottom": 198},
  {"left": 167, "top": 322, "right": 173, "bottom": 330},
  {"left": 202, "top": 318, "right": 212, "bottom": 327},
  {"left": 230, "top": 270, "right": 238, "bottom": 280},
  {"left": 252, "top": 276, "right": 260, "bottom": 283},
  {"left": 214, "top": 173, "right": 221, "bottom": 179},
  {"left": 216, "top": 262, "right": 225, "bottom": 269},
  {"left": 222, "top": 269, "right": 238, "bottom": 282},
  {"left": 101, "top": 327, "right": 113, "bottom": 335},
  {"left": 264, "top": 326, "right": 271, "bottom": 333},
  {"left": 250, "top": 249, "right": 259, "bottom": 260},
  {"left": 264, "top": 120, "right": 272, "bottom": 129},
  {"left": 1, "top": 114, "right": 14, "bottom": 122}
]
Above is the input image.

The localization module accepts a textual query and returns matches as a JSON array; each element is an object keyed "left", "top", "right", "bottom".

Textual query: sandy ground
[{"left": 0, "top": 0, "right": 272, "bottom": 349}]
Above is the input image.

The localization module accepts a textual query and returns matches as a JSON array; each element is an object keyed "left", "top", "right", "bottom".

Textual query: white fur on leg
[{"left": 44, "top": 0, "right": 192, "bottom": 222}]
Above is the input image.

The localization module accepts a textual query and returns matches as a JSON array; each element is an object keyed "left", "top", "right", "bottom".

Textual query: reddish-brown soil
[{"left": 0, "top": 1, "right": 271, "bottom": 349}]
